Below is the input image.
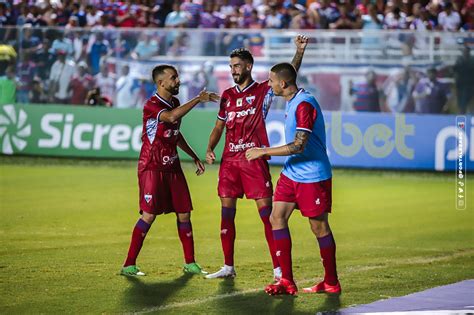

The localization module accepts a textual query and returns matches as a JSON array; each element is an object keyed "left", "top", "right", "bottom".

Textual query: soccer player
[
  {"left": 121, "top": 65, "right": 219, "bottom": 276},
  {"left": 205, "top": 35, "right": 308, "bottom": 279},
  {"left": 246, "top": 62, "right": 340, "bottom": 296}
]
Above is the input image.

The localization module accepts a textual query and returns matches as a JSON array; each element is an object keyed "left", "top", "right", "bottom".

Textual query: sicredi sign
[{"left": 1, "top": 104, "right": 472, "bottom": 171}]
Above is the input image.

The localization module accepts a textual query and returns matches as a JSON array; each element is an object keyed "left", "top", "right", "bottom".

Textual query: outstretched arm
[
  {"left": 291, "top": 34, "right": 309, "bottom": 72},
  {"left": 206, "top": 119, "right": 225, "bottom": 164},
  {"left": 159, "top": 89, "right": 220, "bottom": 124},
  {"left": 178, "top": 132, "right": 205, "bottom": 175},
  {"left": 245, "top": 131, "right": 310, "bottom": 160}
]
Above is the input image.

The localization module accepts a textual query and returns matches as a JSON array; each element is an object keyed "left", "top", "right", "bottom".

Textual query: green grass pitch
[{"left": 1, "top": 156, "right": 473, "bottom": 314}]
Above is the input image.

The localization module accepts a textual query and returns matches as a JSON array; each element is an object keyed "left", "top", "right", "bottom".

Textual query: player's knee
[
  {"left": 310, "top": 220, "right": 330, "bottom": 237},
  {"left": 177, "top": 212, "right": 191, "bottom": 222},
  {"left": 270, "top": 212, "right": 285, "bottom": 227},
  {"left": 141, "top": 212, "right": 156, "bottom": 224}
]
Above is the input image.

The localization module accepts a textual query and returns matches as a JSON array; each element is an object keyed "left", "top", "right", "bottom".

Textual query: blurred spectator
[
  {"left": 0, "top": 44, "right": 16, "bottom": 76},
  {"left": 265, "top": 5, "right": 283, "bottom": 28},
  {"left": 48, "top": 50, "right": 75, "bottom": 104},
  {"left": 30, "top": 78, "right": 47, "bottom": 104},
  {"left": 16, "top": 53, "right": 37, "bottom": 103},
  {"left": 330, "top": 3, "right": 360, "bottom": 29},
  {"left": 0, "top": 66, "right": 16, "bottom": 105},
  {"left": 65, "top": 16, "right": 79, "bottom": 29},
  {"left": 86, "top": 87, "right": 112, "bottom": 107},
  {"left": 383, "top": 66, "right": 417, "bottom": 113},
  {"left": 87, "top": 32, "right": 109, "bottom": 75},
  {"left": 409, "top": 4, "right": 434, "bottom": 30},
  {"left": 167, "top": 31, "right": 190, "bottom": 56},
  {"left": 69, "top": 61, "right": 95, "bottom": 105},
  {"left": 312, "top": 0, "right": 340, "bottom": 29},
  {"left": 165, "top": 2, "right": 190, "bottom": 27},
  {"left": 384, "top": 6, "right": 408, "bottom": 29},
  {"left": 94, "top": 64, "right": 115, "bottom": 102},
  {"left": 412, "top": 67, "right": 449, "bottom": 114},
  {"left": 86, "top": 4, "right": 104, "bottom": 27},
  {"left": 131, "top": 33, "right": 159, "bottom": 60},
  {"left": 180, "top": 0, "right": 203, "bottom": 28},
  {"left": 115, "top": 65, "right": 139, "bottom": 109},
  {"left": 453, "top": 47, "right": 474, "bottom": 114},
  {"left": 116, "top": 0, "right": 139, "bottom": 28},
  {"left": 349, "top": 70, "right": 381, "bottom": 112},
  {"left": 49, "top": 32, "right": 74, "bottom": 58},
  {"left": 437, "top": 2, "right": 461, "bottom": 31},
  {"left": 361, "top": 4, "right": 384, "bottom": 30},
  {"left": 20, "top": 25, "right": 42, "bottom": 55}
]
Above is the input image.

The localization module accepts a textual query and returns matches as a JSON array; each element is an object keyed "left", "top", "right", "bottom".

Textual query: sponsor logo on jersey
[
  {"left": 144, "top": 194, "right": 152, "bottom": 203},
  {"left": 163, "top": 129, "right": 179, "bottom": 138},
  {"left": 246, "top": 95, "right": 255, "bottom": 104},
  {"left": 162, "top": 154, "right": 178, "bottom": 165},
  {"left": 229, "top": 139, "right": 256, "bottom": 152}
]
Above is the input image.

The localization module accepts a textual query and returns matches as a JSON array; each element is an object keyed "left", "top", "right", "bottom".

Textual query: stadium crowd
[
  {"left": 0, "top": 0, "right": 473, "bottom": 31},
  {"left": 0, "top": 0, "right": 473, "bottom": 113}
]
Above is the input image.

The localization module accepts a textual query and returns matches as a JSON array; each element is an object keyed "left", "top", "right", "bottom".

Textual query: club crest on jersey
[
  {"left": 144, "top": 194, "right": 152, "bottom": 203},
  {"left": 236, "top": 98, "right": 243, "bottom": 107},
  {"left": 246, "top": 95, "right": 255, "bottom": 104}
]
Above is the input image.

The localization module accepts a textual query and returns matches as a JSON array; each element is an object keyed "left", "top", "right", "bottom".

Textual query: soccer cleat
[
  {"left": 264, "top": 278, "right": 298, "bottom": 296},
  {"left": 183, "top": 262, "right": 208, "bottom": 275},
  {"left": 120, "top": 265, "right": 146, "bottom": 276},
  {"left": 302, "top": 280, "right": 342, "bottom": 294},
  {"left": 273, "top": 267, "right": 282, "bottom": 281},
  {"left": 204, "top": 265, "right": 236, "bottom": 279}
]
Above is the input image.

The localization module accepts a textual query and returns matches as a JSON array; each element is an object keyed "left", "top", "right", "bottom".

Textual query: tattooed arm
[
  {"left": 245, "top": 131, "right": 310, "bottom": 161},
  {"left": 291, "top": 34, "right": 308, "bottom": 72}
]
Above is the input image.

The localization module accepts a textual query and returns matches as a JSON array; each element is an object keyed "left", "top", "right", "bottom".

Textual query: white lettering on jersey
[
  {"left": 163, "top": 129, "right": 179, "bottom": 138},
  {"left": 162, "top": 154, "right": 178, "bottom": 165},
  {"left": 229, "top": 139, "right": 256, "bottom": 152}
]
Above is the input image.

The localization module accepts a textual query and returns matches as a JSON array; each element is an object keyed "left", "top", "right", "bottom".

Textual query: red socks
[
  {"left": 258, "top": 206, "right": 279, "bottom": 269},
  {"left": 124, "top": 219, "right": 151, "bottom": 267},
  {"left": 177, "top": 221, "right": 195, "bottom": 264},
  {"left": 273, "top": 228, "right": 293, "bottom": 282},
  {"left": 317, "top": 233, "right": 338, "bottom": 285},
  {"left": 220, "top": 207, "right": 236, "bottom": 266}
]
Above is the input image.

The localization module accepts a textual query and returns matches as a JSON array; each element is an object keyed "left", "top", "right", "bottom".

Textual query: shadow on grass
[
  {"left": 314, "top": 294, "right": 342, "bottom": 314},
  {"left": 122, "top": 273, "right": 192, "bottom": 310}
]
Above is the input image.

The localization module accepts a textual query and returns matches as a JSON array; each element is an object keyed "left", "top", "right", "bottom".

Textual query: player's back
[
  {"left": 217, "top": 81, "right": 274, "bottom": 161},
  {"left": 138, "top": 93, "right": 182, "bottom": 173}
]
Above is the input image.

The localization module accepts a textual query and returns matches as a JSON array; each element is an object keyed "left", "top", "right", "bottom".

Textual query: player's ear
[{"left": 247, "top": 63, "right": 253, "bottom": 72}]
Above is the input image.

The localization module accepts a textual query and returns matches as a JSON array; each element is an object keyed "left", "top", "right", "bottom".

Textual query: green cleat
[
  {"left": 183, "top": 262, "right": 208, "bottom": 275},
  {"left": 120, "top": 265, "right": 146, "bottom": 276}
]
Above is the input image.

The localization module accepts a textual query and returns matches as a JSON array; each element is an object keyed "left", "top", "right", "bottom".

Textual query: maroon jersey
[
  {"left": 217, "top": 81, "right": 274, "bottom": 161},
  {"left": 138, "top": 93, "right": 182, "bottom": 173}
]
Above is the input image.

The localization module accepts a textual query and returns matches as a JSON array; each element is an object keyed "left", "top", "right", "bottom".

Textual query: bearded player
[
  {"left": 121, "top": 65, "right": 219, "bottom": 276},
  {"left": 205, "top": 35, "right": 308, "bottom": 280},
  {"left": 246, "top": 63, "right": 340, "bottom": 296}
]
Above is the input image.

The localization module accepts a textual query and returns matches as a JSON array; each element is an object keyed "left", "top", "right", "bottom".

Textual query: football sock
[
  {"left": 317, "top": 233, "right": 338, "bottom": 285},
  {"left": 124, "top": 218, "right": 151, "bottom": 267},
  {"left": 273, "top": 228, "right": 293, "bottom": 282},
  {"left": 258, "top": 206, "right": 279, "bottom": 268},
  {"left": 177, "top": 220, "right": 195, "bottom": 264},
  {"left": 221, "top": 207, "right": 236, "bottom": 266}
]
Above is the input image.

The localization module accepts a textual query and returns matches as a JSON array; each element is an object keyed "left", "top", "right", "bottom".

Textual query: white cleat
[
  {"left": 205, "top": 265, "right": 236, "bottom": 279},
  {"left": 273, "top": 267, "right": 282, "bottom": 281}
]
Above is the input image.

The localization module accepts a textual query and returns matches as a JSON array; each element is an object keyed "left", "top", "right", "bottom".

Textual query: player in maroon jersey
[
  {"left": 205, "top": 35, "right": 308, "bottom": 279},
  {"left": 121, "top": 64, "right": 219, "bottom": 276}
]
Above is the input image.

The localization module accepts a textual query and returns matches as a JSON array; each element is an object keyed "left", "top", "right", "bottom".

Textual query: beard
[
  {"left": 232, "top": 72, "right": 248, "bottom": 84},
  {"left": 167, "top": 85, "right": 179, "bottom": 95}
]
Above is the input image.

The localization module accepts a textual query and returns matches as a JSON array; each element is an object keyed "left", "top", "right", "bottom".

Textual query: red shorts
[
  {"left": 273, "top": 173, "right": 332, "bottom": 218},
  {"left": 218, "top": 159, "right": 273, "bottom": 199},
  {"left": 138, "top": 170, "right": 193, "bottom": 215}
]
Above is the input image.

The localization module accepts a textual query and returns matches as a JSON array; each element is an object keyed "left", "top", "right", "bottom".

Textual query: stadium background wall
[{"left": 0, "top": 104, "right": 472, "bottom": 171}]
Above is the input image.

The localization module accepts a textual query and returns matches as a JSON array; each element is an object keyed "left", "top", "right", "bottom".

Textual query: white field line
[{"left": 131, "top": 249, "right": 474, "bottom": 314}]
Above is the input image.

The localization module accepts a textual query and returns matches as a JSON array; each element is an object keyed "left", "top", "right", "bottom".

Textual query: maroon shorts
[
  {"left": 218, "top": 159, "right": 273, "bottom": 199},
  {"left": 273, "top": 173, "right": 332, "bottom": 218},
  {"left": 138, "top": 170, "right": 193, "bottom": 215}
]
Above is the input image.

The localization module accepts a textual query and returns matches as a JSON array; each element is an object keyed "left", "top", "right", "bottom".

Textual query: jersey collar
[
  {"left": 235, "top": 80, "right": 256, "bottom": 93},
  {"left": 155, "top": 93, "right": 174, "bottom": 108},
  {"left": 287, "top": 88, "right": 304, "bottom": 103}
]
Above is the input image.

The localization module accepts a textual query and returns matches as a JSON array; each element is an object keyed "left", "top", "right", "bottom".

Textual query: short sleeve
[
  {"left": 217, "top": 92, "right": 227, "bottom": 121},
  {"left": 295, "top": 102, "right": 317, "bottom": 133}
]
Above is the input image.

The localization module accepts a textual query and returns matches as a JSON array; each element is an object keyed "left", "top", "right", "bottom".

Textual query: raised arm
[
  {"left": 178, "top": 132, "right": 205, "bottom": 175},
  {"left": 245, "top": 130, "right": 310, "bottom": 160},
  {"left": 159, "top": 89, "right": 220, "bottom": 124},
  {"left": 291, "top": 34, "right": 309, "bottom": 72},
  {"left": 206, "top": 119, "right": 225, "bottom": 164}
]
